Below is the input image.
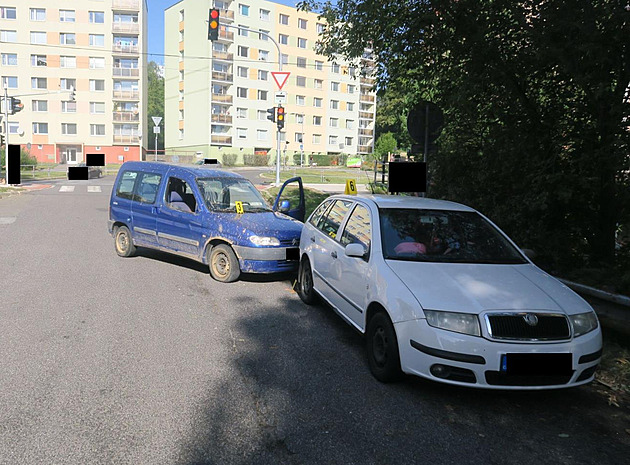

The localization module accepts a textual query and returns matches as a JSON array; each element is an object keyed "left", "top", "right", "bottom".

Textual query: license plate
[
  {"left": 500, "top": 353, "right": 572, "bottom": 376},
  {"left": 286, "top": 248, "right": 299, "bottom": 261}
]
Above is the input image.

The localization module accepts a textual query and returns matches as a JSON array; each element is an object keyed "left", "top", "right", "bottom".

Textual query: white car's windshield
[
  {"left": 380, "top": 208, "right": 527, "bottom": 264},
  {"left": 196, "top": 177, "right": 271, "bottom": 213}
]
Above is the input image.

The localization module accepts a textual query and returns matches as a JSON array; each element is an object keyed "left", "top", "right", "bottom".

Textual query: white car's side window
[
  {"left": 317, "top": 200, "right": 352, "bottom": 240},
  {"left": 340, "top": 204, "right": 371, "bottom": 252}
]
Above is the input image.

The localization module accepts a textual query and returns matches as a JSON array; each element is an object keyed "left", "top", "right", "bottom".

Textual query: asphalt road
[{"left": 0, "top": 177, "right": 629, "bottom": 464}]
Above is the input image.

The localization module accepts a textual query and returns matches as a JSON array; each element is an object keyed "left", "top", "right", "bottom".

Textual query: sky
[{"left": 147, "top": 0, "right": 300, "bottom": 65}]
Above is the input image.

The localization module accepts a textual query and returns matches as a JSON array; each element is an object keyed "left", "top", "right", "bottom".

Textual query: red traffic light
[
  {"left": 208, "top": 9, "right": 220, "bottom": 40},
  {"left": 210, "top": 9, "right": 219, "bottom": 19}
]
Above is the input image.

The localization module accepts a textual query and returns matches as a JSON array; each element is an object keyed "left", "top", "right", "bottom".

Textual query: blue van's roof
[{"left": 120, "top": 161, "right": 244, "bottom": 179}]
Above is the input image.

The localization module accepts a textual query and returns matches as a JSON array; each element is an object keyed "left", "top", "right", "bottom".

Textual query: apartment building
[
  {"left": 164, "top": 0, "right": 376, "bottom": 164},
  {"left": 0, "top": 0, "right": 148, "bottom": 165}
]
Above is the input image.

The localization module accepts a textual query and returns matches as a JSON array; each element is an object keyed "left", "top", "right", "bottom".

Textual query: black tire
[
  {"left": 114, "top": 225, "right": 136, "bottom": 257},
  {"left": 297, "top": 257, "right": 318, "bottom": 304},
  {"left": 366, "top": 311, "right": 402, "bottom": 382},
  {"left": 209, "top": 244, "right": 240, "bottom": 283}
]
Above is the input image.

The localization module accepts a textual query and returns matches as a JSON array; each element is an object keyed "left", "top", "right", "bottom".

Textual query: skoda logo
[{"left": 523, "top": 313, "right": 539, "bottom": 326}]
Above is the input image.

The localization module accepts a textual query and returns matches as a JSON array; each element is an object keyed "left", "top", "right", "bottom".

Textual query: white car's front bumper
[{"left": 395, "top": 319, "right": 602, "bottom": 390}]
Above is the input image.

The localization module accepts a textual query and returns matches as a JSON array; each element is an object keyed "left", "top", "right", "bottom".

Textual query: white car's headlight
[
  {"left": 424, "top": 310, "right": 481, "bottom": 337},
  {"left": 570, "top": 312, "right": 599, "bottom": 336},
  {"left": 249, "top": 235, "right": 280, "bottom": 246}
]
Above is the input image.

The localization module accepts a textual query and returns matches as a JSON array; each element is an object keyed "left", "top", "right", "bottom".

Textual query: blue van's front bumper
[{"left": 233, "top": 245, "right": 299, "bottom": 273}]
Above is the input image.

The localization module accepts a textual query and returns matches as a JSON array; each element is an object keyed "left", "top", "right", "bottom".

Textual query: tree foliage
[
  {"left": 374, "top": 132, "right": 398, "bottom": 161},
  {"left": 299, "top": 0, "right": 630, "bottom": 269},
  {"left": 147, "top": 61, "right": 165, "bottom": 150}
]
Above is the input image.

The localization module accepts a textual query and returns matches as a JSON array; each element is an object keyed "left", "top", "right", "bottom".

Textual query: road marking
[
  {"left": 0, "top": 217, "right": 16, "bottom": 224},
  {"left": 87, "top": 186, "right": 102, "bottom": 193},
  {"left": 59, "top": 186, "right": 75, "bottom": 192}
]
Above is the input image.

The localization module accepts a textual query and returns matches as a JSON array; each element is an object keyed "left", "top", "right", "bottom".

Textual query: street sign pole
[
  {"left": 151, "top": 116, "right": 162, "bottom": 162},
  {"left": 3, "top": 85, "right": 9, "bottom": 184}
]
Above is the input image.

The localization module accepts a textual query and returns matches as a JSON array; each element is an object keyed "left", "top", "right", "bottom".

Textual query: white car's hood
[{"left": 386, "top": 261, "right": 592, "bottom": 315}]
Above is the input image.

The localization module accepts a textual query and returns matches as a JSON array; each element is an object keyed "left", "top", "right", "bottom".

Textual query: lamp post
[{"left": 151, "top": 116, "right": 162, "bottom": 161}]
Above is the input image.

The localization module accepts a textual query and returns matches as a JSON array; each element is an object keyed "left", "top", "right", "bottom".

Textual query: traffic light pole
[{"left": 3, "top": 85, "right": 9, "bottom": 184}]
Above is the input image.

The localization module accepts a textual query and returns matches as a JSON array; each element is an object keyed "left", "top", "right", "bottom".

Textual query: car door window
[
  {"left": 137, "top": 173, "right": 162, "bottom": 204},
  {"left": 309, "top": 199, "right": 333, "bottom": 227},
  {"left": 116, "top": 170, "right": 138, "bottom": 200},
  {"left": 165, "top": 177, "right": 197, "bottom": 213},
  {"left": 340, "top": 204, "right": 371, "bottom": 255},
  {"left": 317, "top": 200, "right": 352, "bottom": 239}
]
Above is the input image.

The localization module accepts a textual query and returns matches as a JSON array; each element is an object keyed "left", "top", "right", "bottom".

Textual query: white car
[{"left": 297, "top": 195, "right": 602, "bottom": 389}]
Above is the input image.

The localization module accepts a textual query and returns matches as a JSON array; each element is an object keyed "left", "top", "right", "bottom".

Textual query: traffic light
[
  {"left": 266, "top": 107, "right": 276, "bottom": 123},
  {"left": 10, "top": 97, "right": 23, "bottom": 114},
  {"left": 208, "top": 9, "right": 220, "bottom": 41},
  {"left": 276, "top": 106, "right": 285, "bottom": 130}
]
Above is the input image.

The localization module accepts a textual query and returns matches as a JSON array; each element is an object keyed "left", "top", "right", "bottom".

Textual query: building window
[
  {"left": 315, "top": 60, "right": 323, "bottom": 71},
  {"left": 295, "top": 133, "right": 303, "bottom": 143},
  {"left": 237, "top": 87, "right": 247, "bottom": 98},
  {"left": 329, "top": 118, "right": 338, "bottom": 128},
  {"left": 279, "top": 34, "right": 288, "bottom": 45},
  {"left": 60, "top": 78, "right": 76, "bottom": 90},
  {"left": 238, "top": 46, "right": 248, "bottom": 57},
  {"left": 90, "top": 79, "right": 105, "bottom": 91},
  {"left": 236, "top": 108, "right": 247, "bottom": 119},
  {"left": 90, "top": 34, "right": 105, "bottom": 46},
  {"left": 179, "top": 50, "right": 184, "bottom": 61},
  {"left": 237, "top": 66, "right": 248, "bottom": 78},
  {"left": 0, "top": 30, "right": 17, "bottom": 42},
  {"left": 332, "top": 63, "right": 340, "bottom": 74},
  {"left": 179, "top": 129, "right": 184, "bottom": 139},
  {"left": 237, "top": 128, "right": 247, "bottom": 139},
  {"left": 257, "top": 129, "right": 268, "bottom": 140},
  {"left": 329, "top": 135, "right": 338, "bottom": 145},
  {"left": 257, "top": 90, "right": 268, "bottom": 100},
  {"left": 296, "top": 95, "right": 305, "bottom": 106},
  {"left": 90, "top": 102, "right": 105, "bottom": 114},
  {"left": 179, "top": 109, "right": 184, "bottom": 120},
  {"left": 32, "top": 100, "right": 47, "bottom": 112},
  {"left": 0, "top": 7, "right": 16, "bottom": 19},
  {"left": 316, "top": 23, "right": 325, "bottom": 34},
  {"left": 30, "top": 8, "right": 46, "bottom": 21},
  {"left": 60, "top": 56, "right": 76, "bottom": 68},
  {"left": 61, "top": 101, "right": 77, "bottom": 113},
  {"left": 59, "top": 10, "right": 75, "bottom": 22},
  {"left": 330, "top": 100, "right": 339, "bottom": 110},
  {"left": 31, "top": 77, "right": 47, "bottom": 89},
  {"left": 296, "top": 76, "right": 306, "bottom": 87},
  {"left": 314, "top": 79, "right": 323, "bottom": 89},
  {"left": 296, "top": 114, "right": 304, "bottom": 124},
  {"left": 259, "top": 9, "right": 270, "bottom": 21},
  {"left": 91, "top": 124, "right": 105, "bottom": 136},
  {"left": 258, "top": 70, "right": 268, "bottom": 80},
  {"left": 259, "top": 50, "right": 269, "bottom": 61},
  {"left": 257, "top": 110, "right": 267, "bottom": 121},
  {"left": 348, "top": 85, "right": 355, "bottom": 94},
  {"left": 179, "top": 70, "right": 184, "bottom": 81},
  {"left": 33, "top": 122, "right": 48, "bottom": 134},
  {"left": 89, "top": 11, "right": 104, "bottom": 23},
  {"left": 238, "top": 24, "right": 248, "bottom": 37},
  {"left": 62, "top": 123, "right": 78, "bottom": 135},
  {"left": 346, "top": 119, "right": 354, "bottom": 129},
  {"left": 313, "top": 97, "right": 322, "bottom": 108},
  {"left": 239, "top": 4, "right": 249, "bottom": 16},
  {"left": 297, "top": 38, "right": 307, "bottom": 49},
  {"left": 259, "top": 29, "right": 269, "bottom": 41},
  {"left": 179, "top": 89, "right": 184, "bottom": 101},
  {"left": 30, "top": 31, "right": 46, "bottom": 44},
  {"left": 298, "top": 18, "right": 307, "bottom": 29},
  {"left": 1, "top": 53, "right": 17, "bottom": 66},
  {"left": 179, "top": 30, "right": 184, "bottom": 41},
  {"left": 1, "top": 76, "right": 17, "bottom": 88},
  {"left": 347, "top": 102, "right": 354, "bottom": 111},
  {"left": 89, "top": 57, "right": 105, "bottom": 69},
  {"left": 312, "top": 134, "right": 321, "bottom": 144},
  {"left": 345, "top": 137, "right": 354, "bottom": 146},
  {"left": 60, "top": 33, "right": 76, "bottom": 45},
  {"left": 313, "top": 116, "right": 322, "bottom": 126},
  {"left": 331, "top": 81, "right": 340, "bottom": 91},
  {"left": 279, "top": 13, "right": 288, "bottom": 25},
  {"left": 179, "top": 9, "right": 184, "bottom": 21},
  {"left": 297, "top": 57, "right": 307, "bottom": 68},
  {"left": 281, "top": 54, "right": 288, "bottom": 65}
]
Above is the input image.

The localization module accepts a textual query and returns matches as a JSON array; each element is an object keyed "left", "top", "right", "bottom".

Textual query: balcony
[
  {"left": 113, "top": 111, "right": 140, "bottom": 122},
  {"left": 360, "top": 77, "right": 376, "bottom": 86},
  {"left": 359, "top": 111, "right": 374, "bottom": 119},
  {"left": 114, "top": 134, "right": 140, "bottom": 144},
  {"left": 212, "top": 51, "right": 233, "bottom": 61},
  {"left": 358, "top": 145, "right": 373, "bottom": 154},
  {"left": 221, "top": 10, "right": 235, "bottom": 21},
  {"left": 359, "top": 94, "right": 375, "bottom": 103},
  {"left": 112, "top": 0, "right": 140, "bottom": 10},
  {"left": 212, "top": 93, "right": 233, "bottom": 104},
  {"left": 113, "top": 67, "right": 139, "bottom": 77},
  {"left": 211, "top": 114, "right": 232, "bottom": 124},
  {"left": 113, "top": 90, "right": 139, "bottom": 99},
  {"left": 211, "top": 135, "right": 232, "bottom": 145},
  {"left": 218, "top": 30, "right": 234, "bottom": 42},
  {"left": 112, "top": 43, "right": 139, "bottom": 54},
  {"left": 112, "top": 22, "right": 139, "bottom": 34},
  {"left": 359, "top": 128, "right": 374, "bottom": 136},
  {"left": 212, "top": 71, "right": 233, "bottom": 83}
]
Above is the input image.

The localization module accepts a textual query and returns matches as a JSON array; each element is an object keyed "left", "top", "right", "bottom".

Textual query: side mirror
[
  {"left": 521, "top": 248, "right": 536, "bottom": 260},
  {"left": 280, "top": 199, "right": 290, "bottom": 212},
  {"left": 345, "top": 243, "right": 366, "bottom": 258}
]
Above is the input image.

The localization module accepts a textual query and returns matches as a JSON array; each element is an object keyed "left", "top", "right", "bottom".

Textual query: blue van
[{"left": 108, "top": 161, "right": 305, "bottom": 282}]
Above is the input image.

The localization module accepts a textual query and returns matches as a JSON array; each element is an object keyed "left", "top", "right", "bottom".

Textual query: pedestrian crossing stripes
[
  {"left": 59, "top": 185, "right": 103, "bottom": 193},
  {"left": 87, "top": 186, "right": 102, "bottom": 193},
  {"left": 59, "top": 186, "right": 75, "bottom": 192}
]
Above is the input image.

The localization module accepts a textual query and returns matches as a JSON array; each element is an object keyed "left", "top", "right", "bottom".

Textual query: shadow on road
[{"left": 175, "top": 295, "right": 630, "bottom": 464}]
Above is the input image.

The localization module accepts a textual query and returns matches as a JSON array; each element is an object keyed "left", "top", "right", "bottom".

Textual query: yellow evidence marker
[
  {"left": 235, "top": 201, "right": 244, "bottom": 214},
  {"left": 344, "top": 179, "right": 358, "bottom": 195}
]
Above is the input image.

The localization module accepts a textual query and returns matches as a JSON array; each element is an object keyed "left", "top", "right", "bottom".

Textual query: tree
[
  {"left": 298, "top": 0, "right": 630, "bottom": 268},
  {"left": 147, "top": 61, "right": 165, "bottom": 150},
  {"left": 374, "top": 132, "right": 398, "bottom": 161}
]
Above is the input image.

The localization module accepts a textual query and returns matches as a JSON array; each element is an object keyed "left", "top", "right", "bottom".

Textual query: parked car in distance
[
  {"left": 67, "top": 163, "right": 102, "bottom": 179},
  {"left": 297, "top": 194, "right": 602, "bottom": 389},
  {"left": 109, "top": 161, "right": 305, "bottom": 282}
]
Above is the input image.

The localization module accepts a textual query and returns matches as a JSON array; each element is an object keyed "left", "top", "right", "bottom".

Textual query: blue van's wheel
[
  {"left": 114, "top": 225, "right": 136, "bottom": 257},
  {"left": 209, "top": 244, "right": 240, "bottom": 283}
]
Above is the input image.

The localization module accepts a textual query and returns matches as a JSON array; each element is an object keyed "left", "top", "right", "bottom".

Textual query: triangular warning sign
[{"left": 271, "top": 71, "right": 291, "bottom": 90}]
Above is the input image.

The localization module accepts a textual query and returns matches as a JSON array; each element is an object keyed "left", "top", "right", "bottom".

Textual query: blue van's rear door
[{"left": 130, "top": 172, "right": 163, "bottom": 247}]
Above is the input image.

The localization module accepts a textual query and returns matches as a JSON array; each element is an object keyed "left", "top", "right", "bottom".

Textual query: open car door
[{"left": 272, "top": 177, "right": 305, "bottom": 222}]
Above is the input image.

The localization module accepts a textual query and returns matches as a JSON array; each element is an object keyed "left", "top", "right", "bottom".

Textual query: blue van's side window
[
  {"left": 117, "top": 171, "right": 138, "bottom": 200},
  {"left": 137, "top": 173, "right": 162, "bottom": 204}
]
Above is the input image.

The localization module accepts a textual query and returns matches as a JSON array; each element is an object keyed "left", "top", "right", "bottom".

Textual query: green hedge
[{"left": 243, "top": 153, "right": 270, "bottom": 166}]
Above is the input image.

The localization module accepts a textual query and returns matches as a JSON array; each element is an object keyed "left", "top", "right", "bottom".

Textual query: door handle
[
  {"left": 331, "top": 251, "right": 337, "bottom": 259},
  {"left": 310, "top": 236, "right": 315, "bottom": 242}
]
